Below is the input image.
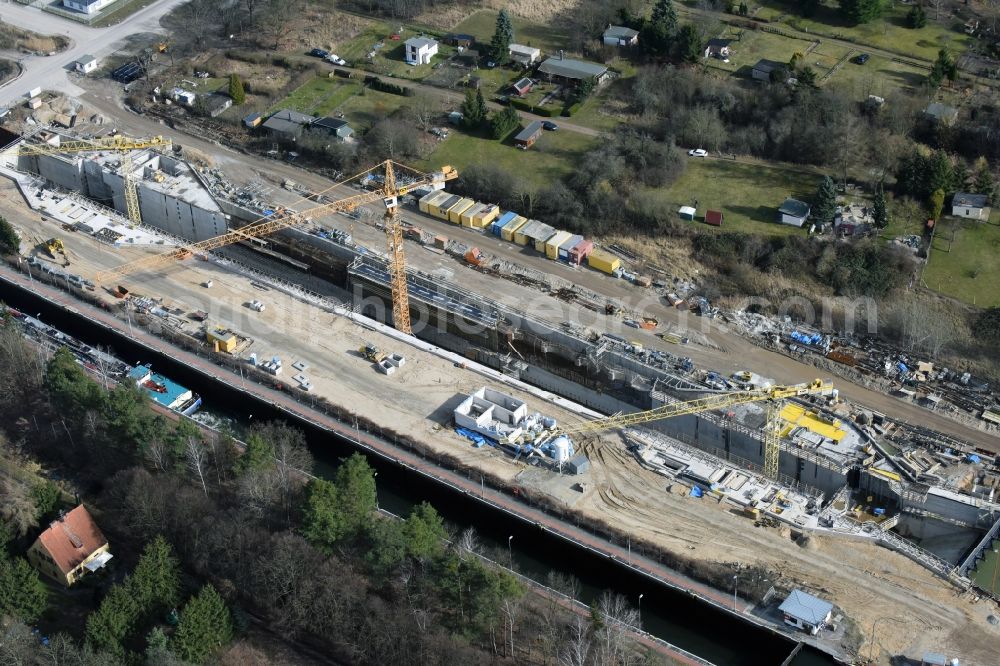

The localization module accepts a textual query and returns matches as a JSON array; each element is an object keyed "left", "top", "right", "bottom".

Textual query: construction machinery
[
  {"left": 464, "top": 246, "right": 486, "bottom": 267},
  {"left": 553, "top": 379, "right": 836, "bottom": 480},
  {"left": 360, "top": 343, "right": 387, "bottom": 363},
  {"left": 13, "top": 135, "right": 172, "bottom": 227},
  {"left": 43, "top": 238, "right": 69, "bottom": 265},
  {"left": 95, "top": 160, "right": 458, "bottom": 336}
]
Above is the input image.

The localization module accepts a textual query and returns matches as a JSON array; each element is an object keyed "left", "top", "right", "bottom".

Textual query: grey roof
[
  {"left": 405, "top": 37, "right": 438, "bottom": 49},
  {"left": 313, "top": 116, "right": 350, "bottom": 131},
  {"left": 753, "top": 59, "right": 787, "bottom": 74},
  {"left": 262, "top": 109, "right": 317, "bottom": 135},
  {"left": 779, "top": 198, "right": 810, "bottom": 218},
  {"left": 925, "top": 102, "right": 958, "bottom": 121},
  {"left": 537, "top": 57, "right": 608, "bottom": 80},
  {"left": 203, "top": 94, "right": 232, "bottom": 112},
  {"left": 515, "top": 120, "right": 544, "bottom": 142},
  {"left": 604, "top": 25, "right": 639, "bottom": 40},
  {"left": 779, "top": 589, "right": 832, "bottom": 626},
  {"left": 78, "top": 54, "right": 97, "bottom": 63},
  {"left": 519, "top": 220, "right": 555, "bottom": 241},
  {"left": 953, "top": 192, "right": 988, "bottom": 208}
]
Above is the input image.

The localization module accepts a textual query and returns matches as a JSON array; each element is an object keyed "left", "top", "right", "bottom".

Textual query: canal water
[{"left": 1, "top": 281, "right": 838, "bottom": 666}]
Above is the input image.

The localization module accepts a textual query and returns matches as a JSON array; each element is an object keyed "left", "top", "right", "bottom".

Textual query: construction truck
[
  {"left": 464, "top": 247, "right": 486, "bottom": 267},
  {"left": 360, "top": 343, "right": 387, "bottom": 363},
  {"left": 44, "top": 238, "right": 69, "bottom": 266}
]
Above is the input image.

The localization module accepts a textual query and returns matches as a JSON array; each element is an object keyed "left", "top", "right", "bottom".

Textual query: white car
[
  {"left": 326, "top": 54, "right": 347, "bottom": 66},
  {"left": 688, "top": 148, "right": 708, "bottom": 157}
]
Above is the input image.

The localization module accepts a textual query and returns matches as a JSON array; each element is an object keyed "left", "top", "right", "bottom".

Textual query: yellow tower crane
[
  {"left": 12, "top": 135, "right": 173, "bottom": 227},
  {"left": 556, "top": 379, "right": 836, "bottom": 480},
  {"left": 94, "top": 160, "right": 458, "bottom": 335}
]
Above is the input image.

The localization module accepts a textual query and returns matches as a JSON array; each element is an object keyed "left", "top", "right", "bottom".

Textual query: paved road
[{"left": 0, "top": 0, "right": 187, "bottom": 107}]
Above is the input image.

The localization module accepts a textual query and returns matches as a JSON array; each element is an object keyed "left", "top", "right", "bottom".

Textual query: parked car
[
  {"left": 542, "top": 121, "right": 558, "bottom": 131},
  {"left": 495, "top": 94, "right": 510, "bottom": 105},
  {"left": 326, "top": 54, "right": 347, "bottom": 66},
  {"left": 310, "top": 48, "right": 329, "bottom": 58},
  {"left": 854, "top": 53, "right": 870, "bottom": 64},
  {"left": 688, "top": 148, "right": 708, "bottom": 157}
]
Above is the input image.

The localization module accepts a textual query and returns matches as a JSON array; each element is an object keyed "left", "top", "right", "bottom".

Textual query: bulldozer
[
  {"left": 156, "top": 41, "right": 169, "bottom": 53},
  {"left": 44, "top": 238, "right": 69, "bottom": 266},
  {"left": 360, "top": 343, "right": 387, "bottom": 363}
]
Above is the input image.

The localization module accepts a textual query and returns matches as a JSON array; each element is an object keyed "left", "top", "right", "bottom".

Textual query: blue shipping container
[{"left": 492, "top": 211, "right": 516, "bottom": 236}]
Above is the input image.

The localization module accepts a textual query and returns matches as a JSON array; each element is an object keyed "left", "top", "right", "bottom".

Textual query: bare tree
[
  {"left": 558, "top": 614, "right": 591, "bottom": 666},
  {"left": 186, "top": 437, "right": 210, "bottom": 496},
  {"left": 456, "top": 526, "right": 481, "bottom": 556},
  {"left": 501, "top": 596, "right": 522, "bottom": 658},
  {"left": 408, "top": 93, "right": 440, "bottom": 132},
  {"left": 594, "top": 591, "right": 641, "bottom": 666},
  {"left": 259, "top": 0, "right": 305, "bottom": 50},
  {"left": 928, "top": 0, "right": 946, "bottom": 20},
  {"left": 146, "top": 438, "right": 172, "bottom": 473}
]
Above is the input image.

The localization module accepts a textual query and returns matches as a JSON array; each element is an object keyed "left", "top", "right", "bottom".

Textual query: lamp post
[
  {"left": 373, "top": 471, "right": 379, "bottom": 512},
  {"left": 507, "top": 535, "right": 513, "bottom": 568},
  {"left": 733, "top": 574, "right": 739, "bottom": 611},
  {"left": 638, "top": 593, "right": 644, "bottom": 615}
]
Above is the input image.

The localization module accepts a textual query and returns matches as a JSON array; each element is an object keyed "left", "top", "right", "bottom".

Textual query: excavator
[{"left": 43, "top": 238, "right": 69, "bottom": 266}]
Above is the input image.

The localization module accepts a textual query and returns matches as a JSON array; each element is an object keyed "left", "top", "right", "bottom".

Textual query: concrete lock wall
[{"left": 33, "top": 154, "right": 84, "bottom": 193}]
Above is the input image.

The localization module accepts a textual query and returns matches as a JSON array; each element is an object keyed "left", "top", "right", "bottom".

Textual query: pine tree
[
  {"left": 907, "top": 3, "right": 927, "bottom": 28},
  {"left": 460, "top": 89, "right": 486, "bottom": 129},
  {"left": 490, "top": 106, "right": 520, "bottom": 140},
  {"left": 403, "top": 502, "right": 447, "bottom": 560},
  {"left": 677, "top": 25, "right": 702, "bottom": 64},
  {"left": 813, "top": 176, "right": 838, "bottom": 225},
  {"left": 651, "top": 0, "right": 678, "bottom": 34},
  {"left": 301, "top": 477, "right": 344, "bottom": 549},
  {"left": 0, "top": 216, "right": 19, "bottom": 255},
  {"left": 131, "top": 536, "right": 181, "bottom": 612},
  {"left": 0, "top": 557, "right": 47, "bottom": 623},
  {"left": 228, "top": 74, "right": 245, "bottom": 105},
  {"left": 739, "top": 0, "right": 749, "bottom": 15},
  {"left": 474, "top": 89, "right": 487, "bottom": 123},
  {"left": 234, "top": 432, "right": 273, "bottom": 475},
  {"left": 927, "top": 150, "right": 952, "bottom": 195},
  {"left": 928, "top": 188, "right": 945, "bottom": 220},
  {"left": 172, "top": 585, "right": 233, "bottom": 664},
  {"left": 839, "top": 0, "right": 883, "bottom": 25},
  {"left": 798, "top": 66, "right": 818, "bottom": 88},
  {"left": 489, "top": 9, "right": 514, "bottom": 65},
  {"left": 873, "top": 185, "right": 888, "bottom": 228},
  {"left": 974, "top": 157, "right": 994, "bottom": 203},
  {"left": 85, "top": 583, "right": 139, "bottom": 657}
]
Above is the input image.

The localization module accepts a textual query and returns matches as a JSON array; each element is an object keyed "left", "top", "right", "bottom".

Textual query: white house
[
  {"left": 509, "top": 43, "right": 541, "bottom": 66},
  {"left": 63, "top": 0, "right": 114, "bottom": 14},
  {"left": 777, "top": 198, "right": 810, "bottom": 227},
  {"left": 74, "top": 55, "right": 98, "bottom": 74},
  {"left": 779, "top": 590, "right": 833, "bottom": 635},
  {"left": 169, "top": 88, "right": 197, "bottom": 107},
  {"left": 951, "top": 192, "right": 990, "bottom": 220},
  {"left": 404, "top": 37, "right": 438, "bottom": 65},
  {"left": 602, "top": 25, "right": 639, "bottom": 46}
]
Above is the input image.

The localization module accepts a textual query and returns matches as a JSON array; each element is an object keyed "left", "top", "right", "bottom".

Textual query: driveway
[{"left": 0, "top": 0, "right": 188, "bottom": 107}]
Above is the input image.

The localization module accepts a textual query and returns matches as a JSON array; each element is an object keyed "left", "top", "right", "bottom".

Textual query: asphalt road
[{"left": 0, "top": 0, "right": 186, "bottom": 107}]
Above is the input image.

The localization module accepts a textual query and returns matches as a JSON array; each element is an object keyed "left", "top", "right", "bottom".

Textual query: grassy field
[
  {"left": 754, "top": 0, "right": 971, "bottom": 62},
  {"left": 338, "top": 26, "right": 456, "bottom": 81},
  {"left": 647, "top": 158, "right": 821, "bottom": 237},
  {"left": 267, "top": 76, "right": 362, "bottom": 116},
  {"left": 417, "top": 126, "right": 597, "bottom": 184},
  {"left": 824, "top": 51, "right": 929, "bottom": 96},
  {"left": 337, "top": 88, "right": 412, "bottom": 129},
  {"left": 970, "top": 539, "right": 1000, "bottom": 595},
  {"left": 923, "top": 213, "right": 1000, "bottom": 307},
  {"left": 452, "top": 9, "right": 571, "bottom": 55},
  {"left": 704, "top": 28, "right": 810, "bottom": 77}
]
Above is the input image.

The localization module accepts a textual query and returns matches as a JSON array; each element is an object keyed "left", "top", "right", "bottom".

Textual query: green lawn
[
  {"left": 338, "top": 26, "right": 457, "bottom": 81},
  {"left": 267, "top": 76, "right": 362, "bottom": 116},
  {"left": 823, "top": 51, "right": 929, "bottom": 96},
  {"left": 417, "top": 127, "right": 597, "bottom": 184},
  {"left": 755, "top": 0, "right": 971, "bottom": 62},
  {"left": 452, "top": 9, "right": 571, "bottom": 54},
  {"left": 337, "top": 88, "right": 412, "bottom": 129},
  {"left": 923, "top": 213, "right": 1000, "bottom": 307},
  {"left": 648, "top": 158, "right": 822, "bottom": 237},
  {"left": 970, "top": 539, "right": 1000, "bottom": 595},
  {"left": 704, "top": 28, "right": 810, "bottom": 77}
]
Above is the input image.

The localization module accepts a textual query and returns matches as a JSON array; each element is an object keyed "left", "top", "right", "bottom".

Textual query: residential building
[
  {"left": 778, "top": 589, "right": 832, "bottom": 635},
  {"left": 514, "top": 120, "right": 544, "bottom": 149},
  {"left": 404, "top": 37, "right": 438, "bottom": 65},
  {"left": 924, "top": 102, "right": 959, "bottom": 126},
  {"left": 27, "top": 505, "right": 112, "bottom": 586},
  {"left": 951, "top": 192, "right": 990, "bottom": 220},
  {"left": 202, "top": 93, "right": 232, "bottom": 118},
  {"left": 311, "top": 116, "right": 354, "bottom": 140},
  {"left": 537, "top": 56, "right": 610, "bottom": 86},
  {"left": 603, "top": 25, "right": 639, "bottom": 46},
  {"left": 777, "top": 198, "right": 811, "bottom": 227},
  {"left": 752, "top": 59, "right": 788, "bottom": 82},
  {"left": 509, "top": 44, "right": 541, "bottom": 66},
  {"left": 74, "top": 55, "right": 98, "bottom": 74},
  {"left": 262, "top": 109, "right": 317, "bottom": 140},
  {"left": 704, "top": 39, "right": 731, "bottom": 60},
  {"left": 63, "top": 0, "right": 113, "bottom": 14},
  {"left": 169, "top": 88, "right": 196, "bottom": 107},
  {"left": 445, "top": 33, "right": 475, "bottom": 47}
]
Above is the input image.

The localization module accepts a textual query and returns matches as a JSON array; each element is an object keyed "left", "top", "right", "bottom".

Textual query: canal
[{"left": 1, "top": 280, "right": 840, "bottom": 666}]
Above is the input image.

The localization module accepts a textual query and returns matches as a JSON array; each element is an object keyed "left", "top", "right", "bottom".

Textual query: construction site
[{"left": 1, "top": 128, "right": 999, "bottom": 664}]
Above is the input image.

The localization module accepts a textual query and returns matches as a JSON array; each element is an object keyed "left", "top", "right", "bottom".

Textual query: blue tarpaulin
[
  {"left": 454, "top": 427, "right": 494, "bottom": 448},
  {"left": 897, "top": 362, "right": 909, "bottom": 373},
  {"left": 967, "top": 454, "right": 981, "bottom": 464},
  {"left": 690, "top": 486, "right": 704, "bottom": 498}
]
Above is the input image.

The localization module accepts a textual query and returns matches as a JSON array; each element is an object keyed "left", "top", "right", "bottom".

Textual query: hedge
[
  {"left": 509, "top": 98, "right": 559, "bottom": 117},
  {"left": 561, "top": 102, "right": 583, "bottom": 117}
]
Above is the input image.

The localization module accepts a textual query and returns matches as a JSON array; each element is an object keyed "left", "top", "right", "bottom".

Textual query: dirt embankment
[{"left": 0, "top": 21, "right": 70, "bottom": 55}]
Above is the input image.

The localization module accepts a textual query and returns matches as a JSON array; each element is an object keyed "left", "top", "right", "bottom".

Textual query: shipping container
[
  {"left": 545, "top": 231, "right": 574, "bottom": 259},
  {"left": 557, "top": 234, "right": 583, "bottom": 260},
  {"left": 419, "top": 190, "right": 450, "bottom": 215},
  {"left": 459, "top": 202, "right": 488, "bottom": 227},
  {"left": 492, "top": 211, "right": 517, "bottom": 236},
  {"left": 568, "top": 239, "right": 593, "bottom": 265},
  {"left": 448, "top": 198, "right": 477, "bottom": 224},
  {"left": 428, "top": 193, "right": 460, "bottom": 218},
  {"left": 433, "top": 235, "right": 448, "bottom": 249},
  {"left": 587, "top": 248, "right": 621, "bottom": 275},
  {"left": 678, "top": 206, "right": 696, "bottom": 221},
  {"left": 514, "top": 219, "right": 543, "bottom": 246},
  {"left": 501, "top": 215, "right": 529, "bottom": 242},
  {"left": 530, "top": 225, "right": 556, "bottom": 252},
  {"left": 471, "top": 204, "right": 500, "bottom": 229}
]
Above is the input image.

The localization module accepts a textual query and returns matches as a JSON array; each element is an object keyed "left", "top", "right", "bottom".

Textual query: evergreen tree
[
  {"left": 333, "top": 453, "right": 376, "bottom": 534},
  {"left": 739, "top": 0, "right": 749, "bottom": 15},
  {"left": 651, "top": 0, "right": 678, "bottom": 33},
  {"left": 234, "top": 432, "right": 274, "bottom": 475},
  {"left": 228, "top": 74, "right": 245, "bottom": 105},
  {"left": 928, "top": 49, "right": 957, "bottom": 87},
  {"left": 131, "top": 536, "right": 181, "bottom": 612},
  {"left": 172, "top": 585, "right": 233, "bottom": 664},
  {"left": 813, "top": 176, "right": 838, "bottom": 225},
  {"left": 951, "top": 160, "right": 970, "bottom": 193},
  {"left": 31, "top": 480, "right": 61, "bottom": 522},
  {"left": 974, "top": 157, "right": 994, "bottom": 203},
  {"left": 364, "top": 518, "right": 407, "bottom": 576},
  {"left": 642, "top": 0, "right": 678, "bottom": 57},
  {"left": 676, "top": 24, "right": 703, "bottom": 64},
  {"left": 839, "top": 0, "right": 883, "bottom": 24},
  {"left": 490, "top": 106, "right": 520, "bottom": 140},
  {"left": 86, "top": 583, "right": 139, "bottom": 657},
  {"left": 403, "top": 502, "right": 447, "bottom": 560},
  {"left": 0, "top": 557, "right": 47, "bottom": 623},
  {"left": 474, "top": 89, "right": 487, "bottom": 123},
  {"left": 489, "top": 9, "right": 514, "bottom": 65},
  {"left": 927, "top": 149, "right": 953, "bottom": 195},
  {"left": 460, "top": 89, "right": 486, "bottom": 129},
  {"left": 873, "top": 185, "right": 888, "bottom": 229},
  {"left": 907, "top": 3, "right": 927, "bottom": 28},
  {"left": 0, "top": 216, "right": 19, "bottom": 255},
  {"left": 798, "top": 66, "right": 818, "bottom": 88},
  {"left": 928, "top": 188, "right": 945, "bottom": 220},
  {"left": 301, "top": 477, "right": 343, "bottom": 549},
  {"left": 44, "top": 347, "right": 103, "bottom": 419}
]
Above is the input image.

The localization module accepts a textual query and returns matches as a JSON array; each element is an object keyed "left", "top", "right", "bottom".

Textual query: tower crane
[
  {"left": 13, "top": 135, "right": 172, "bottom": 227},
  {"left": 553, "top": 379, "right": 836, "bottom": 480},
  {"left": 93, "top": 160, "right": 458, "bottom": 334}
]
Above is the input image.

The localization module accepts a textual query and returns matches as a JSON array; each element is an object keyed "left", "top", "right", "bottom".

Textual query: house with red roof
[{"left": 27, "top": 505, "right": 112, "bottom": 586}]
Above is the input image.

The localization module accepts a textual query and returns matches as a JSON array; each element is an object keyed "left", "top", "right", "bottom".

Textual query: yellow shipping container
[
  {"left": 448, "top": 198, "right": 476, "bottom": 224},
  {"left": 472, "top": 204, "right": 500, "bottom": 229},
  {"left": 501, "top": 216, "right": 528, "bottom": 242},
  {"left": 587, "top": 248, "right": 621, "bottom": 275},
  {"left": 206, "top": 326, "right": 237, "bottom": 353},
  {"left": 545, "top": 231, "right": 573, "bottom": 259},
  {"left": 419, "top": 190, "right": 449, "bottom": 215},
  {"left": 459, "top": 202, "right": 488, "bottom": 227},
  {"left": 429, "top": 193, "right": 460, "bottom": 219}
]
